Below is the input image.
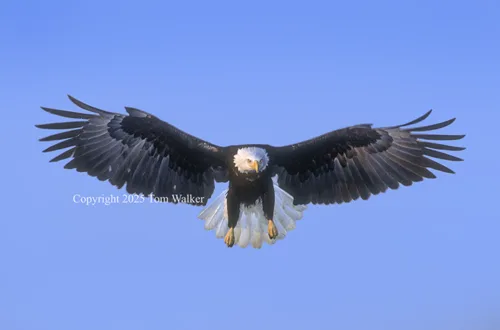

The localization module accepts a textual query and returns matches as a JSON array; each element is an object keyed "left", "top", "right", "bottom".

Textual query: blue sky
[{"left": 1, "top": 1, "right": 499, "bottom": 329}]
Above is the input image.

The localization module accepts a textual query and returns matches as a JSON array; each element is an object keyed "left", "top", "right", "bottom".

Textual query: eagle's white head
[{"left": 233, "top": 147, "right": 269, "bottom": 174}]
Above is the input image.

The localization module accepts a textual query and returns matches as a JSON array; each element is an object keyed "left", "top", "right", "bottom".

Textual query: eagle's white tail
[{"left": 197, "top": 178, "right": 307, "bottom": 248}]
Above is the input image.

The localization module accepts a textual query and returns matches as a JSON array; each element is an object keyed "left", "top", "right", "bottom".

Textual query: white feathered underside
[{"left": 197, "top": 177, "right": 307, "bottom": 248}]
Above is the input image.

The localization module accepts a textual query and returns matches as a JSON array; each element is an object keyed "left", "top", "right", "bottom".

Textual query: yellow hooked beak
[{"left": 251, "top": 160, "right": 259, "bottom": 173}]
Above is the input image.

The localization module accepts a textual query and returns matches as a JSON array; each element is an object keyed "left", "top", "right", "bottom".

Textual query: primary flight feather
[{"left": 37, "top": 96, "right": 465, "bottom": 248}]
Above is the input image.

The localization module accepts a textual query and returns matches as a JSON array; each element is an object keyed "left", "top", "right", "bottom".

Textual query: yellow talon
[
  {"left": 224, "top": 228, "right": 235, "bottom": 247},
  {"left": 268, "top": 220, "right": 278, "bottom": 240}
]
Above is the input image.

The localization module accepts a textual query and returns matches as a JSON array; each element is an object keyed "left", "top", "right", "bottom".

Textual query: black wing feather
[
  {"left": 270, "top": 110, "right": 465, "bottom": 205},
  {"left": 37, "top": 95, "right": 228, "bottom": 205}
]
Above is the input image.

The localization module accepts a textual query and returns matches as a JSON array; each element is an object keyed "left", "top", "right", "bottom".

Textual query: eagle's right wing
[{"left": 36, "top": 95, "right": 228, "bottom": 205}]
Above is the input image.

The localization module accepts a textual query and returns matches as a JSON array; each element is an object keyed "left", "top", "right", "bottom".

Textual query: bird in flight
[{"left": 37, "top": 96, "right": 465, "bottom": 248}]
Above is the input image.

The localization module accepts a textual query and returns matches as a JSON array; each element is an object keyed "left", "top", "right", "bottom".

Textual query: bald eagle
[{"left": 37, "top": 96, "right": 465, "bottom": 248}]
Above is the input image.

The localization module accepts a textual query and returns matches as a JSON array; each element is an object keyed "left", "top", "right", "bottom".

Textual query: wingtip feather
[
  {"left": 67, "top": 94, "right": 81, "bottom": 105},
  {"left": 67, "top": 94, "right": 109, "bottom": 115},
  {"left": 385, "top": 109, "right": 433, "bottom": 129}
]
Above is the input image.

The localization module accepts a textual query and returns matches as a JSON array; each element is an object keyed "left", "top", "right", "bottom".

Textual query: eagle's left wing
[
  {"left": 268, "top": 110, "right": 465, "bottom": 205},
  {"left": 37, "top": 95, "right": 228, "bottom": 205}
]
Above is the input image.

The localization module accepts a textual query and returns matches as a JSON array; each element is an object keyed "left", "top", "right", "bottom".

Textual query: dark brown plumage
[{"left": 269, "top": 110, "right": 465, "bottom": 204}]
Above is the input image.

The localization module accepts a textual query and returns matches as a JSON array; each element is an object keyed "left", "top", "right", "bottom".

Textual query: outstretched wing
[
  {"left": 37, "top": 95, "right": 228, "bottom": 205},
  {"left": 269, "top": 110, "right": 465, "bottom": 205}
]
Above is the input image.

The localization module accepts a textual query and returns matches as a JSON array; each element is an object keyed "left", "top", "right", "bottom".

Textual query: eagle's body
[{"left": 37, "top": 96, "right": 465, "bottom": 248}]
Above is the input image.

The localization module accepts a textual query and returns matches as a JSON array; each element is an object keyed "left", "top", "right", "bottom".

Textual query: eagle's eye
[{"left": 246, "top": 159, "right": 252, "bottom": 163}]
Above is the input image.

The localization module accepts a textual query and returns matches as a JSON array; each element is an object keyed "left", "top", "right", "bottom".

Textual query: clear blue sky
[{"left": 1, "top": 1, "right": 499, "bottom": 329}]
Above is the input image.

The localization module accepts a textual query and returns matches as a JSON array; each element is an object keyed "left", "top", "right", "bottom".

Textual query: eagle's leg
[
  {"left": 268, "top": 220, "right": 278, "bottom": 240},
  {"left": 224, "top": 228, "right": 235, "bottom": 247},
  {"left": 263, "top": 182, "right": 278, "bottom": 240},
  {"left": 225, "top": 191, "right": 239, "bottom": 248}
]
